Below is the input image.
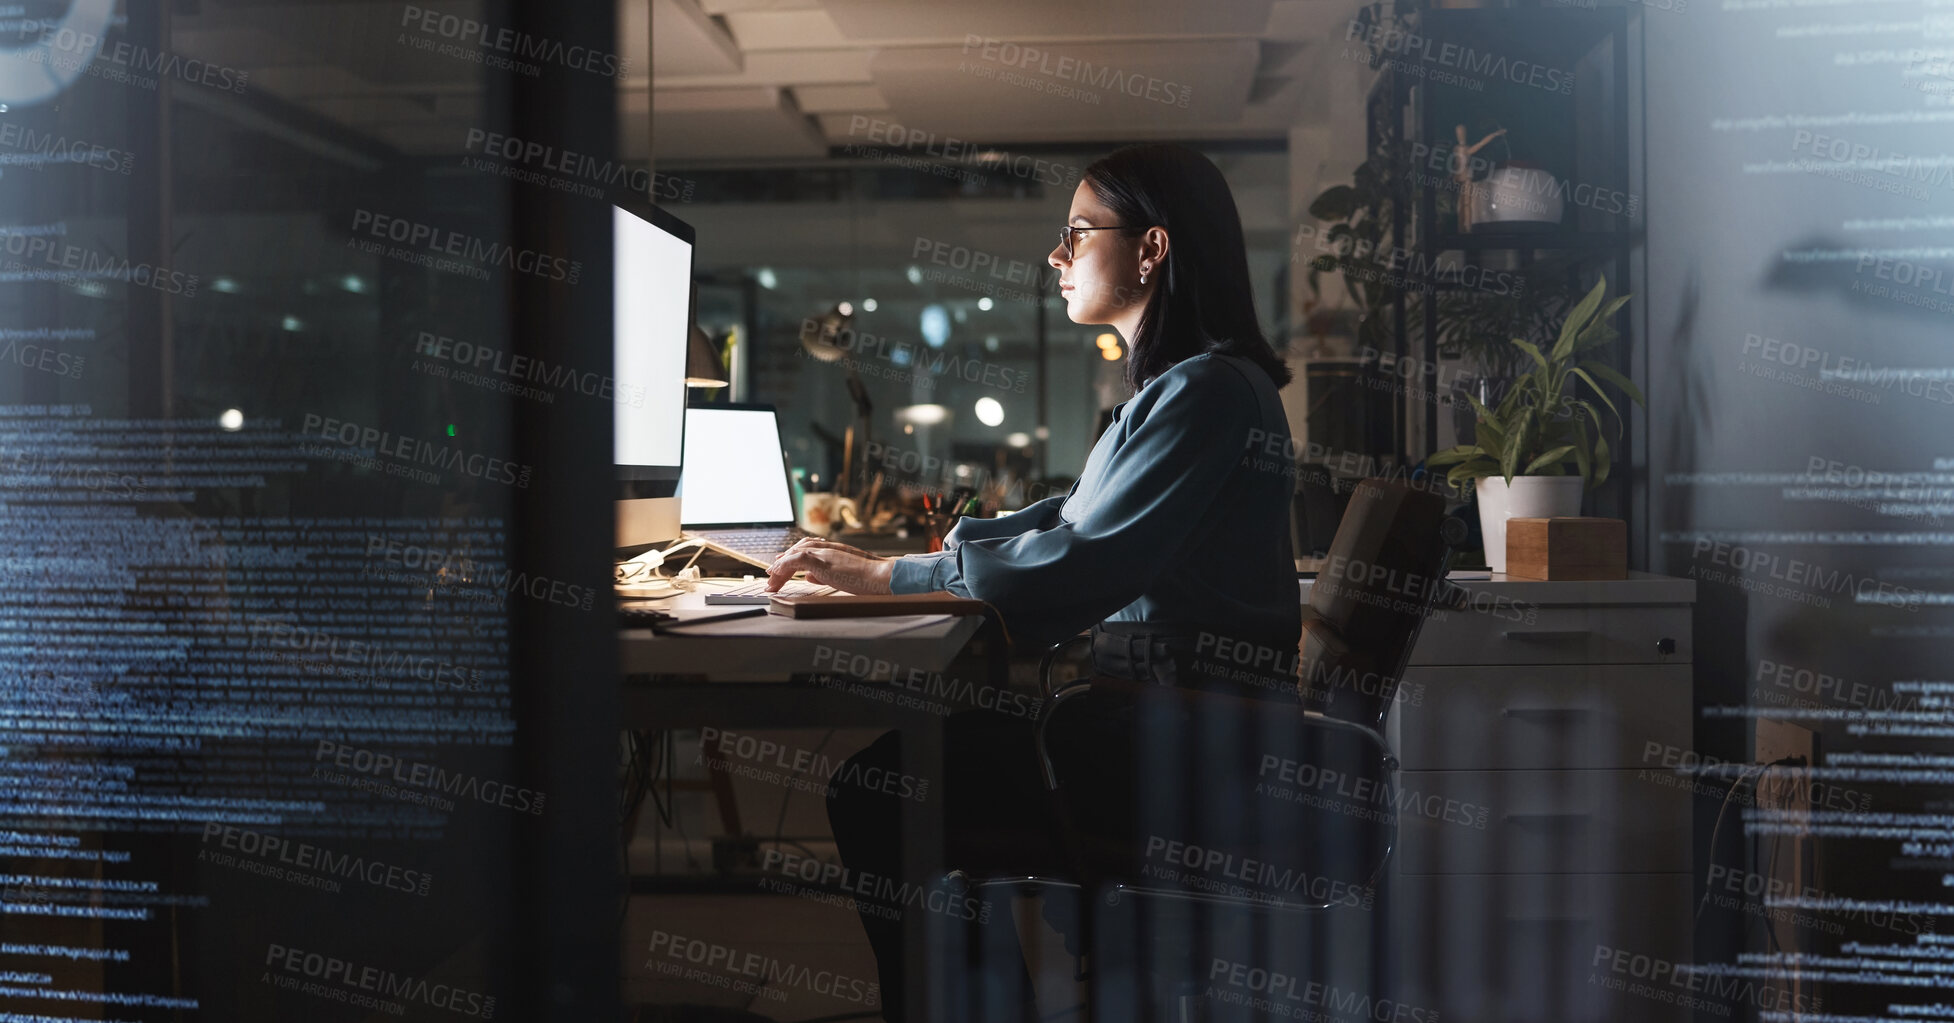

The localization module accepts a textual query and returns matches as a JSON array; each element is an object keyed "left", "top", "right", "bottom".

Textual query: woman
[{"left": 770, "top": 144, "right": 1301, "bottom": 1021}]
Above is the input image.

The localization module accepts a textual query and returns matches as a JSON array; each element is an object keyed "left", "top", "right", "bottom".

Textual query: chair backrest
[{"left": 1296, "top": 478, "right": 1454, "bottom": 731}]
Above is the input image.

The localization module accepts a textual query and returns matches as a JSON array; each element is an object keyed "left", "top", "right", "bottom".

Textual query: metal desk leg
[{"left": 901, "top": 710, "right": 946, "bottom": 1023}]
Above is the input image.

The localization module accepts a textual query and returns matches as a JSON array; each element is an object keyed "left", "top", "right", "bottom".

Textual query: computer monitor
[{"left": 614, "top": 201, "right": 694, "bottom": 548}]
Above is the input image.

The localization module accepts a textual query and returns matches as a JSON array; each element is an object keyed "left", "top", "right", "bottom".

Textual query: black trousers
[
  {"left": 825, "top": 625, "right": 1301, "bottom": 1022},
  {"left": 825, "top": 692, "right": 1137, "bottom": 1023}
]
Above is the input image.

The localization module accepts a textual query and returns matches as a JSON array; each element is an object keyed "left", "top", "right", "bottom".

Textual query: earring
[{"left": 1141, "top": 263, "right": 1151, "bottom": 284}]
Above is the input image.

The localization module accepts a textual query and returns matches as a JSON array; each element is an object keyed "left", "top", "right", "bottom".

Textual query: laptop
[{"left": 679, "top": 404, "right": 817, "bottom": 569}]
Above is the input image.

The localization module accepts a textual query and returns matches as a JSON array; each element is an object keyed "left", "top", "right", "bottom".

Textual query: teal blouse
[{"left": 890, "top": 352, "right": 1301, "bottom": 651}]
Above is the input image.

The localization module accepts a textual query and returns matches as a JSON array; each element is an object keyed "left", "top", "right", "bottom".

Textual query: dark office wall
[
  {"left": 0, "top": 3, "right": 617, "bottom": 1018},
  {"left": 1644, "top": 6, "right": 1953, "bottom": 1018}
]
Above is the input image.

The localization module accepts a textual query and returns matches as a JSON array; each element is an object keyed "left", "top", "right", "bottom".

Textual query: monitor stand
[{"left": 616, "top": 495, "right": 681, "bottom": 550}]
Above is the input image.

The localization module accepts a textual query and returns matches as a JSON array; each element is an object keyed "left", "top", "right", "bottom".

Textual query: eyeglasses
[{"left": 1057, "top": 224, "right": 1141, "bottom": 261}]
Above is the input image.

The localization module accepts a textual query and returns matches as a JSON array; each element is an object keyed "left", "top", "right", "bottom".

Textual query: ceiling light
[
  {"left": 974, "top": 397, "right": 1004, "bottom": 427},
  {"left": 978, "top": 297, "right": 993, "bottom": 311},
  {"left": 895, "top": 403, "right": 950, "bottom": 426},
  {"left": 920, "top": 304, "right": 950, "bottom": 348},
  {"left": 863, "top": 298, "right": 878, "bottom": 312}
]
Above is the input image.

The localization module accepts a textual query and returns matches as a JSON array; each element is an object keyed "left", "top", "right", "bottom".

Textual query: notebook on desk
[{"left": 768, "top": 591, "right": 986, "bottom": 619}]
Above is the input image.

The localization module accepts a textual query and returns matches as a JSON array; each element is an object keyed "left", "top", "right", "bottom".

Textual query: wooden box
[{"left": 1505, "top": 517, "right": 1627, "bottom": 580}]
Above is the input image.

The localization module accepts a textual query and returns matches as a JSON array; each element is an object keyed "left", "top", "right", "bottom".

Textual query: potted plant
[
  {"left": 1304, "top": 151, "right": 1407, "bottom": 356},
  {"left": 1434, "top": 257, "right": 1582, "bottom": 446},
  {"left": 1426, "top": 277, "right": 1642, "bottom": 572}
]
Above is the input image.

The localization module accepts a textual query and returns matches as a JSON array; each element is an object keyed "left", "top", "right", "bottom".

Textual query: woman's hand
[{"left": 766, "top": 538, "right": 895, "bottom": 595}]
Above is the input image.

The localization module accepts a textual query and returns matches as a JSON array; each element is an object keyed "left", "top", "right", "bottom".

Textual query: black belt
[{"left": 1088, "top": 622, "right": 1299, "bottom": 700}]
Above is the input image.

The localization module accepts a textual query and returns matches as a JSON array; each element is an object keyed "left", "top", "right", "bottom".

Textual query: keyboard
[
  {"left": 703, "top": 579, "right": 837, "bottom": 605},
  {"left": 683, "top": 526, "right": 815, "bottom": 567}
]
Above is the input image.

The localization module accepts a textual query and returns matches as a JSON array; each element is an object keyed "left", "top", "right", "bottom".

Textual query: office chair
[
  {"left": 960, "top": 479, "right": 1460, "bottom": 1022},
  {"left": 1296, "top": 478, "right": 1466, "bottom": 731}
]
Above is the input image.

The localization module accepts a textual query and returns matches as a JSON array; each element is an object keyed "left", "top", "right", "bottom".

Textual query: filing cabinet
[{"left": 1383, "top": 572, "right": 1695, "bottom": 1023}]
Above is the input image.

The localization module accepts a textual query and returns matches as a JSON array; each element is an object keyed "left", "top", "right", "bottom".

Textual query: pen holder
[{"left": 924, "top": 508, "right": 947, "bottom": 553}]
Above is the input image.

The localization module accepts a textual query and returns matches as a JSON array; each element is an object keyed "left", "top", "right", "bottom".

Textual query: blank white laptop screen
[{"left": 679, "top": 407, "right": 796, "bottom": 527}]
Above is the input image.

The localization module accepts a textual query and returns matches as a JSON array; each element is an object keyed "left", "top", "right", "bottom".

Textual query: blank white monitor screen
[
  {"left": 614, "top": 204, "right": 690, "bottom": 470},
  {"left": 679, "top": 407, "right": 795, "bottom": 526}
]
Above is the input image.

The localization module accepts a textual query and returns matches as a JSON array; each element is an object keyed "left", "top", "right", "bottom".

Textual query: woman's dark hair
[{"left": 1081, "top": 144, "right": 1293, "bottom": 393}]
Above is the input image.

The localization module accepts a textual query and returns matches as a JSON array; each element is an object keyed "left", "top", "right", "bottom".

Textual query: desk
[
  {"left": 622, "top": 589, "right": 996, "bottom": 1021},
  {"left": 622, "top": 589, "right": 983, "bottom": 681}
]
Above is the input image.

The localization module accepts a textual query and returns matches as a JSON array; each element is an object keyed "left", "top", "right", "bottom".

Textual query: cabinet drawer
[
  {"left": 1393, "top": 769, "right": 1689, "bottom": 874},
  {"left": 1391, "top": 872, "right": 1691, "bottom": 1023},
  {"left": 1387, "top": 664, "right": 1691, "bottom": 770},
  {"left": 1409, "top": 603, "right": 1691, "bottom": 667}
]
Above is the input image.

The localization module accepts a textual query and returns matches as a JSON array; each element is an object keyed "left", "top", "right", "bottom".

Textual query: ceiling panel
[
  {"left": 653, "top": 0, "right": 744, "bottom": 75},
  {"left": 653, "top": 87, "right": 829, "bottom": 160},
  {"left": 653, "top": 49, "right": 876, "bottom": 87},
  {"left": 700, "top": 0, "right": 822, "bottom": 12},
  {"left": 821, "top": 0, "right": 1275, "bottom": 41},
  {"left": 722, "top": 9, "right": 855, "bottom": 51},
  {"left": 791, "top": 83, "right": 888, "bottom": 114},
  {"left": 849, "top": 39, "right": 1260, "bottom": 141},
  {"left": 162, "top": 0, "right": 1322, "bottom": 166},
  {"left": 1265, "top": 0, "right": 1352, "bottom": 43}
]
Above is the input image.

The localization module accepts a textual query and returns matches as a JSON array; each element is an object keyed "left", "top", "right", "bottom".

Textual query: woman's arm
[
  {"left": 763, "top": 496, "right": 1073, "bottom": 595},
  {"left": 942, "top": 493, "right": 1070, "bottom": 547},
  {"left": 886, "top": 492, "right": 1071, "bottom": 593},
  {"left": 889, "top": 358, "right": 1262, "bottom": 638}
]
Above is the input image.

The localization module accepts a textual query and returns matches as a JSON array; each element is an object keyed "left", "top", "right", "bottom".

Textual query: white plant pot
[{"left": 1475, "top": 475, "right": 1585, "bottom": 572}]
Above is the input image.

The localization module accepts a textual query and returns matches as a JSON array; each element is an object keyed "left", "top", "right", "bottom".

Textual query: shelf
[
  {"left": 1416, "top": 6, "right": 1627, "bottom": 58},
  {"left": 1427, "top": 230, "right": 1635, "bottom": 252}
]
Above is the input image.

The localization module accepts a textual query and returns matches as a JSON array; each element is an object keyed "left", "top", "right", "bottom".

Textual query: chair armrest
[
  {"left": 1038, "top": 633, "right": 1093, "bottom": 697},
  {"left": 1297, "top": 708, "right": 1399, "bottom": 772},
  {"left": 1033, "top": 679, "right": 1094, "bottom": 791}
]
